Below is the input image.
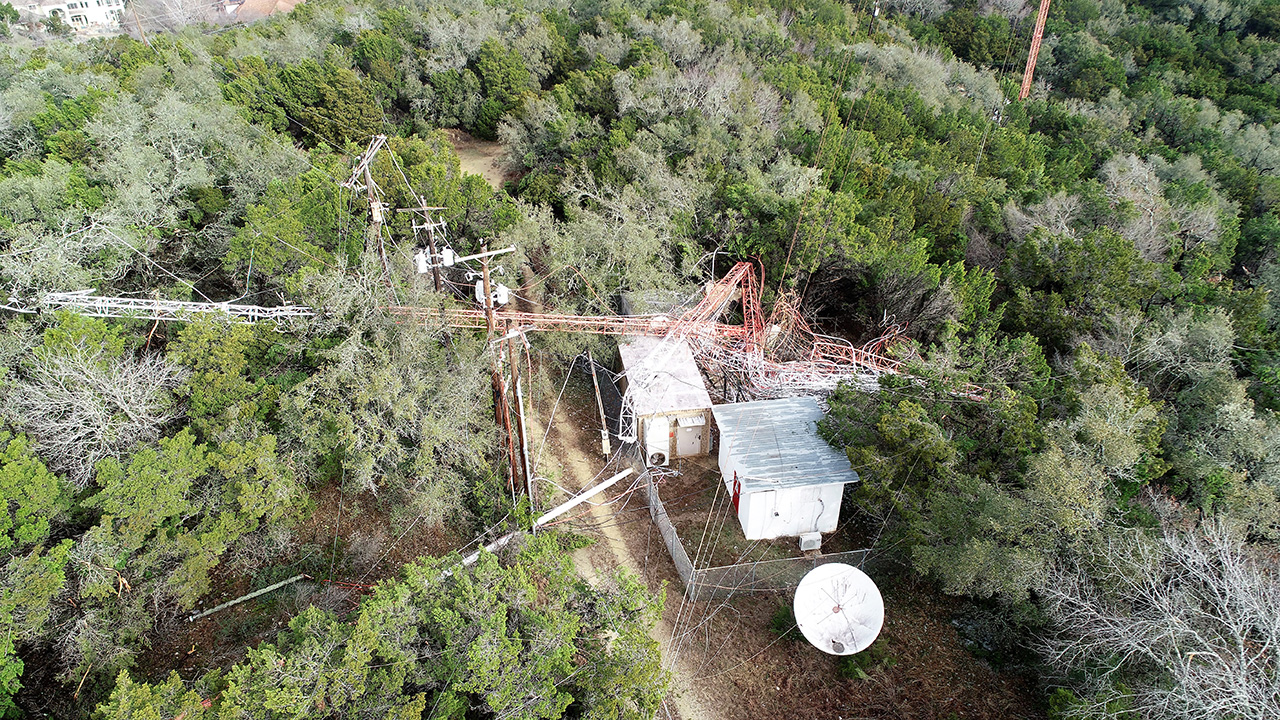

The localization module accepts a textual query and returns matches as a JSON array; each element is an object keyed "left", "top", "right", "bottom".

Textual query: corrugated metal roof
[
  {"left": 618, "top": 336, "right": 713, "bottom": 418},
  {"left": 712, "top": 397, "right": 859, "bottom": 492}
]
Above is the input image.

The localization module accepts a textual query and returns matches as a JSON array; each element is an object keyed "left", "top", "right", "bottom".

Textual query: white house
[
  {"left": 617, "top": 335, "right": 712, "bottom": 466},
  {"left": 712, "top": 397, "right": 859, "bottom": 549},
  {"left": 24, "top": 0, "right": 122, "bottom": 30}
]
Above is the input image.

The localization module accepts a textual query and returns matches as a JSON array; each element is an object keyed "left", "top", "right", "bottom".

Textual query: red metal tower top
[{"left": 1020, "top": 0, "right": 1053, "bottom": 101}]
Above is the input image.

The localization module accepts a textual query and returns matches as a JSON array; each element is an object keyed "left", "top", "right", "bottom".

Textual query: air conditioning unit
[
  {"left": 799, "top": 532, "right": 822, "bottom": 552},
  {"left": 643, "top": 417, "right": 670, "bottom": 467}
]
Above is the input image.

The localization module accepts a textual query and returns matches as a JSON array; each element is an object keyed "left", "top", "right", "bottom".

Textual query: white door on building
[
  {"left": 747, "top": 489, "right": 778, "bottom": 539},
  {"left": 675, "top": 415, "right": 705, "bottom": 456}
]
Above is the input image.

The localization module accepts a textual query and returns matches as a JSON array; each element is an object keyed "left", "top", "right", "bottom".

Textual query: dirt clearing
[{"left": 444, "top": 129, "right": 508, "bottom": 190}]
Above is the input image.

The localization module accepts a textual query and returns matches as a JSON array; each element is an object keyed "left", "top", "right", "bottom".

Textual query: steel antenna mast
[{"left": 1019, "top": 0, "right": 1052, "bottom": 100}]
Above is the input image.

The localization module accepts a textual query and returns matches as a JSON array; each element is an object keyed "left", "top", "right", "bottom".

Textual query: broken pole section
[
  {"left": 187, "top": 574, "right": 306, "bottom": 622},
  {"left": 454, "top": 469, "right": 632, "bottom": 571},
  {"left": 534, "top": 469, "right": 633, "bottom": 528}
]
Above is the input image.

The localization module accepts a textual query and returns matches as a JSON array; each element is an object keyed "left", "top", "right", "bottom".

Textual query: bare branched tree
[
  {"left": 883, "top": 0, "right": 953, "bottom": 22},
  {"left": 1041, "top": 521, "right": 1280, "bottom": 720},
  {"left": 7, "top": 343, "right": 186, "bottom": 487},
  {"left": 126, "top": 0, "right": 219, "bottom": 32},
  {"left": 1132, "top": 307, "right": 1235, "bottom": 384},
  {"left": 1100, "top": 154, "right": 1174, "bottom": 262},
  {"left": 1004, "top": 192, "right": 1083, "bottom": 241},
  {"left": 980, "top": 0, "right": 1030, "bottom": 21}
]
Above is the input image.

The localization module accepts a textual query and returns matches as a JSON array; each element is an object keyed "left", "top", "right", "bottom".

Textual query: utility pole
[
  {"left": 127, "top": 0, "right": 151, "bottom": 49},
  {"left": 423, "top": 210, "right": 443, "bottom": 293},
  {"left": 364, "top": 165, "right": 384, "bottom": 241},
  {"left": 587, "top": 348, "right": 611, "bottom": 456},
  {"left": 1020, "top": 0, "right": 1052, "bottom": 100},
  {"left": 507, "top": 321, "right": 533, "bottom": 503},
  {"left": 342, "top": 135, "right": 392, "bottom": 279},
  {"left": 401, "top": 198, "right": 447, "bottom": 293},
  {"left": 482, "top": 253, "right": 517, "bottom": 497},
  {"left": 362, "top": 160, "right": 388, "bottom": 275}
]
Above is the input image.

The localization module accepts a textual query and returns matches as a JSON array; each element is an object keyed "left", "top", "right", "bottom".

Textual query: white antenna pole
[
  {"left": 533, "top": 469, "right": 633, "bottom": 528},
  {"left": 449, "top": 467, "right": 633, "bottom": 574}
]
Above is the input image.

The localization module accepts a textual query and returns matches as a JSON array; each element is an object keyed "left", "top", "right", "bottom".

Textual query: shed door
[
  {"left": 675, "top": 415, "right": 705, "bottom": 456},
  {"left": 750, "top": 489, "right": 778, "bottom": 540}
]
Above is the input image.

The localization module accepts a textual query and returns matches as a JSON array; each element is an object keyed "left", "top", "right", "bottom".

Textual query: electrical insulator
[{"left": 474, "top": 281, "right": 512, "bottom": 307}]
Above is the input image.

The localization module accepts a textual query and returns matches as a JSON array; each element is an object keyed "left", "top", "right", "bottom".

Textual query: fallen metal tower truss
[
  {"left": 2, "top": 261, "right": 912, "bottom": 397},
  {"left": 1, "top": 290, "right": 316, "bottom": 324}
]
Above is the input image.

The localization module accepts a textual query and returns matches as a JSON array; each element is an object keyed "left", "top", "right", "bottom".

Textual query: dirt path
[{"left": 533, "top": 396, "right": 719, "bottom": 720}]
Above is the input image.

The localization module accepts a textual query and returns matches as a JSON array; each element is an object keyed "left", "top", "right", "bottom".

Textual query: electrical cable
[
  {"left": 777, "top": 18, "right": 862, "bottom": 293},
  {"left": 354, "top": 511, "right": 512, "bottom": 586}
]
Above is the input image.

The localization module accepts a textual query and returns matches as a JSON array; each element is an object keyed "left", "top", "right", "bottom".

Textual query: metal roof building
[
  {"left": 618, "top": 336, "right": 713, "bottom": 465},
  {"left": 618, "top": 336, "right": 712, "bottom": 418},
  {"left": 712, "top": 396, "right": 859, "bottom": 545}
]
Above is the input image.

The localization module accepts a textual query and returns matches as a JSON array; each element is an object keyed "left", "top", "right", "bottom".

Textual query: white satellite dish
[{"left": 793, "top": 563, "right": 884, "bottom": 655}]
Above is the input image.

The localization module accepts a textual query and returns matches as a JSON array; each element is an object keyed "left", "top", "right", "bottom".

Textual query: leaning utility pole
[
  {"left": 1020, "top": 0, "right": 1052, "bottom": 100},
  {"left": 507, "top": 320, "right": 533, "bottom": 501},
  {"left": 363, "top": 163, "right": 384, "bottom": 242},
  {"left": 362, "top": 158, "right": 390, "bottom": 279},
  {"left": 482, "top": 253, "right": 517, "bottom": 497},
  {"left": 587, "top": 349, "right": 611, "bottom": 456},
  {"left": 342, "top": 135, "right": 395, "bottom": 283},
  {"left": 129, "top": 3, "right": 151, "bottom": 48}
]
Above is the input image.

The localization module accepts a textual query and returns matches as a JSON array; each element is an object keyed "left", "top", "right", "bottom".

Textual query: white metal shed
[
  {"left": 617, "top": 335, "right": 713, "bottom": 466},
  {"left": 712, "top": 397, "right": 859, "bottom": 543}
]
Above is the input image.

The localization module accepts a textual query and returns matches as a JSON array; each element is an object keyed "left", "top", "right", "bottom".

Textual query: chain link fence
[
  {"left": 690, "top": 549, "right": 871, "bottom": 599},
  {"left": 646, "top": 472, "right": 870, "bottom": 600}
]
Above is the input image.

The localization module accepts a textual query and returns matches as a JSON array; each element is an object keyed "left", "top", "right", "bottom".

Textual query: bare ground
[{"left": 443, "top": 129, "right": 510, "bottom": 190}]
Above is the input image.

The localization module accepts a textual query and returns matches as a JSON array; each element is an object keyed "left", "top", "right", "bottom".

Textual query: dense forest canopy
[{"left": 0, "top": 0, "right": 1277, "bottom": 717}]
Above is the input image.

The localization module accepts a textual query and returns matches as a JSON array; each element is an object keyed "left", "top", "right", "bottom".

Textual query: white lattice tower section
[{"left": 2, "top": 291, "right": 315, "bottom": 324}]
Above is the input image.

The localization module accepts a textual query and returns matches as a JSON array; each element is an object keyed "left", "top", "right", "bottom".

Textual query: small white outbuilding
[
  {"left": 712, "top": 397, "right": 859, "bottom": 546},
  {"left": 617, "top": 335, "right": 712, "bottom": 466}
]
